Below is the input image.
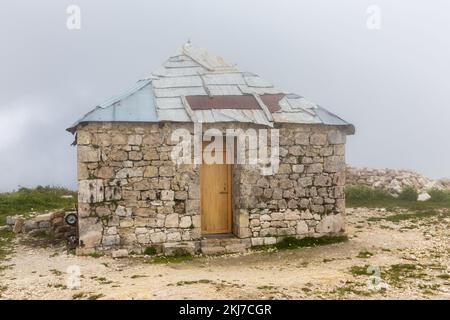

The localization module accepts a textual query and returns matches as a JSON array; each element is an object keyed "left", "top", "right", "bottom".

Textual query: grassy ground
[
  {"left": 0, "top": 228, "right": 15, "bottom": 260},
  {"left": 346, "top": 185, "right": 450, "bottom": 210},
  {"left": 0, "top": 186, "right": 77, "bottom": 225}
]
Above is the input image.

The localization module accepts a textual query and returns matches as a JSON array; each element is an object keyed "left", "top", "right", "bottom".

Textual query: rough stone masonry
[{"left": 75, "top": 122, "right": 348, "bottom": 256}]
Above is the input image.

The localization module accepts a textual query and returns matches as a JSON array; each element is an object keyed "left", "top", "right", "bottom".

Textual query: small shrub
[
  {"left": 398, "top": 186, "right": 418, "bottom": 201},
  {"left": 345, "top": 186, "right": 392, "bottom": 202},
  {"left": 275, "top": 235, "right": 348, "bottom": 250},
  {"left": 385, "top": 210, "right": 439, "bottom": 222},
  {"left": 382, "top": 263, "right": 424, "bottom": 286},
  {"left": 357, "top": 250, "right": 373, "bottom": 259},
  {"left": 0, "top": 229, "right": 15, "bottom": 259},
  {"left": 350, "top": 265, "right": 370, "bottom": 276},
  {"left": 88, "top": 293, "right": 105, "bottom": 300},
  {"left": 72, "top": 292, "right": 86, "bottom": 300},
  {"left": 130, "top": 275, "right": 147, "bottom": 279},
  {"left": 148, "top": 251, "right": 194, "bottom": 264},
  {"left": 143, "top": 247, "right": 157, "bottom": 256},
  {"left": 428, "top": 189, "right": 450, "bottom": 203}
]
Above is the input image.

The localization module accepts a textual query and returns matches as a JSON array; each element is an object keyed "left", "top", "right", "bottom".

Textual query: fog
[{"left": 1, "top": 0, "right": 449, "bottom": 191}]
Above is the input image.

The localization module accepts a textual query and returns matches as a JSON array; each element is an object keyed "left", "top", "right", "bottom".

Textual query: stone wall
[
  {"left": 233, "top": 124, "right": 347, "bottom": 246},
  {"left": 346, "top": 166, "right": 450, "bottom": 195},
  {"left": 76, "top": 122, "right": 348, "bottom": 255},
  {"left": 76, "top": 122, "right": 200, "bottom": 255},
  {"left": 6, "top": 210, "right": 77, "bottom": 238}
]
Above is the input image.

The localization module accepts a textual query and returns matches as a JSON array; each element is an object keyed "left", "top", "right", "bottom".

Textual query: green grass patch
[
  {"left": 49, "top": 269, "right": 63, "bottom": 276},
  {"left": 143, "top": 246, "right": 157, "bottom": 256},
  {"left": 175, "top": 279, "right": 212, "bottom": 286},
  {"left": 368, "top": 210, "right": 444, "bottom": 224},
  {"left": 254, "top": 235, "right": 348, "bottom": 252},
  {"left": 47, "top": 283, "right": 67, "bottom": 289},
  {"left": 72, "top": 292, "right": 86, "bottom": 300},
  {"left": 398, "top": 186, "right": 418, "bottom": 201},
  {"left": 330, "top": 282, "right": 375, "bottom": 298},
  {"left": 428, "top": 188, "right": 450, "bottom": 202},
  {"left": 147, "top": 253, "right": 194, "bottom": 264},
  {"left": 130, "top": 274, "right": 148, "bottom": 279},
  {"left": 93, "top": 277, "right": 113, "bottom": 285},
  {"left": 0, "top": 228, "right": 15, "bottom": 260},
  {"left": 437, "top": 273, "right": 449, "bottom": 280},
  {"left": 349, "top": 265, "right": 370, "bottom": 276},
  {"left": 381, "top": 263, "right": 427, "bottom": 287},
  {"left": 357, "top": 250, "right": 374, "bottom": 259},
  {"left": 72, "top": 292, "right": 105, "bottom": 300},
  {"left": 346, "top": 185, "right": 450, "bottom": 210},
  {"left": 345, "top": 185, "right": 392, "bottom": 202},
  {"left": 88, "top": 293, "right": 105, "bottom": 300},
  {"left": 347, "top": 264, "right": 422, "bottom": 293},
  {"left": 0, "top": 285, "right": 8, "bottom": 297},
  {"left": 276, "top": 235, "right": 348, "bottom": 250},
  {"left": 0, "top": 186, "right": 77, "bottom": 225},
  {"left": 385, "top": 210, "right": 441, "bottom": 222}
]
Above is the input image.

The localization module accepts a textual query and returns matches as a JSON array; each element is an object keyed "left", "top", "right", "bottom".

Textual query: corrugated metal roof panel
[
  {"left": 245, "top": 109, "right": 273, "bottom": 126},
  {"left": 186, "top": 95, "right": 261, "bottom": 110},
  {"left": 203, "top": 73, "right": 246, "bottom": 85},
  {"left": 238, "top": 85, "right": 284, "bottom": 95},
  {"left": 244, "top": 74, "right": 273, "bottom": 88},
  {"left": 286, "top": 96, "right": 317, "bottom": 110},
  {"left": 314, "top": 106, "right": 351, "bottom": 126},
  {"left": 195, "top": 110, "right": 214, "bottom": 122},
  {"left": 97, "top": 79, "right": 151, "bottom": 109},
  {"left": 153, "top": 66, "right": 204, "bottom": 77},
  {"left": 206, "top": 85, "right": 243, "bottom": 96},
  {"left": 67, "top": 80, "right": 157, "bottom": 132},
  {"left": 153, "top": 86, "right": 207, "bottom": 98},
  {"left": 157, "top": 108, "right": 191, "bottom": 122},
  {"left": 164, "top": 60, "right": 200, "bottom": 68},
  {"left": 272, "top": 111, "right": 320, "bottom": 124},
  {"left": 152, "top": 76, "right": 203, "bottom": 89},
  {"left": 155, "top": 97, "right": 184, "bottom": 109}
]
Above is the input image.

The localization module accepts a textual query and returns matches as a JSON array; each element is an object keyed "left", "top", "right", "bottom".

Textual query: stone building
[{"left": 67, "top": 43, "right": 355, "bottom": 256}]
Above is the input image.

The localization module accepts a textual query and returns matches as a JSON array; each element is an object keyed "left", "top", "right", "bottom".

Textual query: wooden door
[{"left": 200, "top": 142, "right": 232, "bottom": 235}]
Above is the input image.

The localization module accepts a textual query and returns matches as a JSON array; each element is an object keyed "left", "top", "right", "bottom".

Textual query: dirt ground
[{"left": 0, "top": 207, "right": 449, "bottom": 300}]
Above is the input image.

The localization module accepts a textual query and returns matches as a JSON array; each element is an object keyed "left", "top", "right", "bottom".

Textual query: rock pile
[
  {"left": 5, "top": 210, "right": 77, "bottom": 239},
  {"left": 346, "top": 166, "right": 450, "bottom": 195}
]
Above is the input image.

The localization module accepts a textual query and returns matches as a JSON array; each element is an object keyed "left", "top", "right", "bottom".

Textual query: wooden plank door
[{"left": 200, "top": 143, "right": 232, "bottom": 235}]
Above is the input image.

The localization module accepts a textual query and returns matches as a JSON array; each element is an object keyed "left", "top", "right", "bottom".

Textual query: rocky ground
[{"left": 0, "top": 207, "right": 448, "bottom": 300}]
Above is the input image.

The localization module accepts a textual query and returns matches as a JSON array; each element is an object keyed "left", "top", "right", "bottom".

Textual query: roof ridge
[{"left": 180, "top": 42, "right": 237, "bottom": 72}]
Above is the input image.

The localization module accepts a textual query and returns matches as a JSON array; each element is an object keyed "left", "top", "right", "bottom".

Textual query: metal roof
[{"left": 67, "top": 43, "right": 354, "bottom": 134}]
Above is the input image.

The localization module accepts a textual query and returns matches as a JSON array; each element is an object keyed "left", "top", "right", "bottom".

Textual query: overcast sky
[{"left": 1, "top": 0, "right": 449, "bottom": 191}]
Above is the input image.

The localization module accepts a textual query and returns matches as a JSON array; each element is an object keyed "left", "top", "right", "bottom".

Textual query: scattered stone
[
  {"left": 13, "top": 218, "right": 25, "bottom": 234},
  {"left": 346, "top": 166, "right": 450, "bottom": 195},
  {"left": 418, "top": 192, "right": 431, "bottom": 202},
  {"left": 112, "top": 249, "right": 128, "bottom": 258},
  {"left": 316, "top": 214, "right": 345, "bottom": 234},
  {"left": 163, "top": 242, "right": 198, "bottom": 256}
]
